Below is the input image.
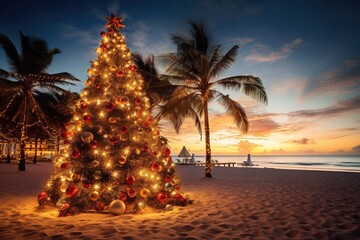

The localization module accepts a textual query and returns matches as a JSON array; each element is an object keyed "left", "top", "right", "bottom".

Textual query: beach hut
[{"left": 177, "top": 146, "right": 191, "bottom": 164}]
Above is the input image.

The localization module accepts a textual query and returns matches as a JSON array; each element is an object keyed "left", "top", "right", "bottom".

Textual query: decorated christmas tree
[{"left": 38, "top": 14, "right": 188, "bottom": 216}]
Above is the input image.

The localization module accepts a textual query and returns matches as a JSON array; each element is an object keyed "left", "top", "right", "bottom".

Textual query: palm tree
[
  {"left": 159, "top": 22, "right": 268, "bottom": 178},
  {"left": 0, "top": 32, "right": 79, "bottom": 171},
  {"left": 133, "top": 53, "right": 203, "bottom": 137}
]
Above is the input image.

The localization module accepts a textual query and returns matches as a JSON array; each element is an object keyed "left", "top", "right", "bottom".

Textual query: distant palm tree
[
  {"left": 0, "top": 32, "right": 79, "bottom": 171},
  {"left": 159, "top": 22, "right": 268, "bottom": 178},
  {"left": 26, "top": 91, "right": 79, "bottom": 163}
]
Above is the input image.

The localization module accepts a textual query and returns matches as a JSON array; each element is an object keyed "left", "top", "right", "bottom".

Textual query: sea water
[{"left": 190, "top": 155, "right": 360, "bottom": 173}]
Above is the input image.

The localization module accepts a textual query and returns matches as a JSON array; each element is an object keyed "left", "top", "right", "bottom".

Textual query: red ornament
[
  {"left": 129, "top": 65, "right": 138, "bottom": 71},
  {"left": 150, "top": 162, "right": 160, "bottom": 172},
  {"left": 82, "top": 180, "right": 91, "bottom": 189},
  {"left": 72, "top": 149, "right": 81, "bottom": 159},
  {"left": 38, "top": 192, "right": 47, "bottom": 201},
  {"left": 134, "top": 98, "right": 141, "bottom": 106},
  {"left": 100, "top": 44, "right": 107, "bottom": 51},
  {"left": 126, "top": 175, "right": 135, "bottom": 185},
  {"left": 61, "top": 130, "right": 73, "bottom": 139},
  {"left": 142, "top": 120, "right": 150, "bottom": 128},
  {"left": 151, "top": 150, "right": 157, "bottom": 156},
  {"left": 95, "top": 83, "right": 101, "bottom": 89},
  {"left": 165, "top": 175, "right": 172, "bottom": 183},
  {"left": 100, "top": 31, "right": 106, "bottom": 37},
  {"left": 120, "top": 126, "right": 127, "bottom": 134},
  {"left": 89, "top": 140, "right": 98, "bottom": 149},
  {"left": 60, "top": 162, "right": 71, "bottom": 169},
  {"left": 83, "top": 114, "right": 91, "bottom": 123},
  {"left": 80, "top": 102, "right": 88, "bottom": 110},
  {"left": 65, "top": 185, "right": 79, "bottom": 198},
  {"left": 167, "top": 156, "right": 173, "bottom": 164},
  {"left": 104, "top": 102, "right": 115, "bottom": 111},
  {"left": 127, "top": 188, "right": 137, "bottom": 198},
  {"left": 116, "top": 70, "right": 124, "bottom": 78},
  {"left": 173, "top": 193, "right": 185, "bottom": 202},
  {"left": 95, "top": 202, "right": 105, "bottom": 212},
  {"left": 109, "top": 136, "right": 118, "bottom": 145},
  {"left": 147, "top": 116, "right": 153, "bottom": 122},
  {"left": 156, "top": 192, "right": 168, "bottom": 204},
  {"left": 118, "top": 192, "right": 127, "bottom": 202},
  {"left": 64, "top": 139, "right": 70, "bottom": 145},
  {"left": 141, "top": 145, "right": 148, "bottom": 152},
  {"left": 163, "top": 147, "right": 171, "bottom": 157},
  {"left": 108, "top": 28, "right": 114, "bottom": 34}
]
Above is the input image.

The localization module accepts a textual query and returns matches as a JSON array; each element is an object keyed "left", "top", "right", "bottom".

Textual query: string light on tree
[{"left": 38, "top": 14, "right": 190, "bottom": 216}]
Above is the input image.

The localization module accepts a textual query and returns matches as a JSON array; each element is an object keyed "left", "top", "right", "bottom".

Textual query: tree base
[
  {"left": 205, "top": 172, "right": 212, "bottom": 178},
  {"left": 18, "top": 160, "right": 26, "bottom": 171}
]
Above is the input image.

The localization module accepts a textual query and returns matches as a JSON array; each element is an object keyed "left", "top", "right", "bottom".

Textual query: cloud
[
  {"left": 237, "top": 140, "right": 261, "bottom": 154},
  {"left": 270, "top": 77, "right": 307, "bottom": 95},
  {"left": 244, "top": 38, "right": 303, "bottom": 63},
  {"left": 248, "top": 118, "right": 282, "bottom": 136},
  {"left": 289, "top": 95, "right": 360, "bottom": 118},
  {"left": 127, "top": 21, "right": 149, "bottom": 50},
  {"left": 303, "top": 58, "right": 360, "bottom": 97},
  {"left": 107, "top": 0, "right": 119, "bottom": 14},
  {"left": 291, "top": 138, "right": 315, "bottom": 145},
  {"left": 60, "top": 25, "right": 99, "bottom": 45},
  {"left": 225, "top": 37, "right": 254, "bottom": 47},
  {"left": 89, "top": 0, "right": 128, "bottom": 20},
  {"left": 352, "top": 145, "right": 360, "bottom": 153}
]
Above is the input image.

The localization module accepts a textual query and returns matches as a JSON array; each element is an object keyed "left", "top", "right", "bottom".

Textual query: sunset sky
[{"left": 0, "top": 0, "right": 359, "bottom": 155}]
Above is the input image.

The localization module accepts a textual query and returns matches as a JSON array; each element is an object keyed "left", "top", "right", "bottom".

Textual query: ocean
[{"left": 188, "top": 155, "right": 360, "bottom": 173}]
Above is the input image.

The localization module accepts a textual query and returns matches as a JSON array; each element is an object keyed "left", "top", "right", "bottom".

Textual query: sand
[{"left": 0, "top": 162, "right": 359, "bottom": 240}]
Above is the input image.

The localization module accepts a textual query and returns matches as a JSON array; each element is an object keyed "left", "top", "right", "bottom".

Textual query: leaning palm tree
[
  {"left": 159, "top": 22, "right": 268, "bottom": 178},
  {"left": 0, "top": 32, "right": 79, "bottom": 171}
]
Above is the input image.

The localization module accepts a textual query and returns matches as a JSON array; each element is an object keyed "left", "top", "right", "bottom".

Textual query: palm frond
[
  {"left": 213, "top": 75, "right": 268, "bottom": 104},
  {"left": 0, "top": 77, "right": 22, "bottom": 94},
  {"left": 155, "top": 90, "right": 202, "bottom": 138},
  {"left": 214, "top": 91, "right": 249, "bottom": 133},
  {"left": 189, "top": 21, "right": 210, "bottom": 54},
  {"left": 0, "top": 34, "right": 22, "bottom": 72},
  {"left": 36, "top": 83, "right": 74, "bottom": 95},
  {"left": 209, "top": 45, "right": 239, "bottom": 79}
]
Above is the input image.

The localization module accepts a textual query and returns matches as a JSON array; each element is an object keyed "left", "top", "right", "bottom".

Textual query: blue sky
[{"left": 1, "top": 0, "right": 359, "bottom": 155}]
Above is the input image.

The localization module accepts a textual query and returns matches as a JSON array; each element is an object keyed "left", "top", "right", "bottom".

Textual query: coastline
[{"left": 0, "top": 162, "right": 359, "bottom": 239}]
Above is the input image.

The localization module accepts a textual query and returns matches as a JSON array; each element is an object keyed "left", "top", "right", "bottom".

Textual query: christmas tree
[{"left": 38, "top": 14, "right": 188, "bottom": 216}]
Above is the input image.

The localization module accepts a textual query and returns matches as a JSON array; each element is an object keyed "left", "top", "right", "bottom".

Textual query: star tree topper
[{"left": 105, "top": 13, "right": 125, "bottom": 31}]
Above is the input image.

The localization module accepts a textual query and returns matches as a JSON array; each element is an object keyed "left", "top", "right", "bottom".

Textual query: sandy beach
[{"left": 0, "top": 162, "right": 359, "bottom": 240}]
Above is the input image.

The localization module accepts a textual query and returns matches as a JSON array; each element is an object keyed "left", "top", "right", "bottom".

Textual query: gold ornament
[
  {"left": 90, "top": 191, "right": 100, "bottom": 201},
  {"left": 81, "top": 132, "right": 94, "bottom": 143},
  {"left": 109, "top": 117, "right": 117, "bottom": 123},
  {"left": 109, "top": 200, "right": 126, "bottom": 215},
  {"left": 118, "top": 156, "right": 127, "bottom": 165},
  {"left": 140, "top": 188, "right": 150, "bottom": 198},
  {"left": 93, "top": 170, "right": 102, "bottom": 180},
  {"left": 60, "top": 183, "right": 67, "bottom": 193}
]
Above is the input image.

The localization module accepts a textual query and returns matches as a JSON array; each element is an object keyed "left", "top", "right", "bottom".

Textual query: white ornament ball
[{"left": 109, "top": 200, "right": 126, "bottom": 215}]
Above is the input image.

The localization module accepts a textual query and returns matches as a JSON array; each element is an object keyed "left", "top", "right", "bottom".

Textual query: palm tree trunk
[
  {"left": 33, "top": 137, "right": 38, "bottom": 164},
  {"left": 203, "top": 101, "right": 212, "bottom": 178},
  {"left": 6, "top": 139, "right": 11, "bottom": 163},
  {"left": 18, "top": 93, "right": 29, "bottom": 171},
  {"left": 56, "top": 135, "right": 60, "bottom": 154}
]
